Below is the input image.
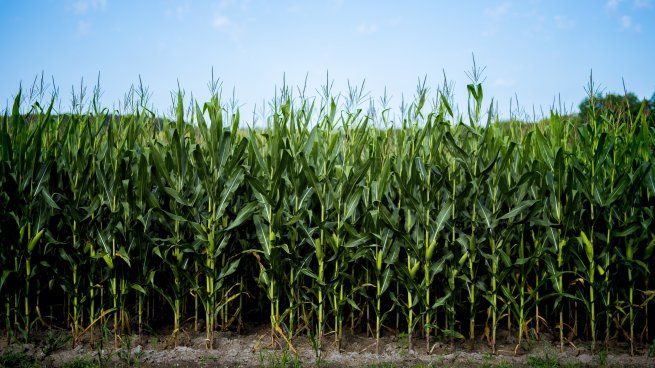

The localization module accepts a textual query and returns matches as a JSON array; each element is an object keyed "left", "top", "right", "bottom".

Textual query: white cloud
[
  {"left": 482, "top": 2, "right": 511, "bottom": 36},
  {"left": 73, "top": 0, "right": 107, "bottom": 15},
  {"left": 606, "top": 0, "right": 622, "bottom": 10},
  {"left": 357, "top": 23, "right": 378, "bottom": 35},
  {"left": 604, "top": 0, "right": 644, "bottom": 32},
  {"left": 164, "top": 2, "right": 191, "bottom": 21},
  {"left": 617, "top": 14, "right": 642, "bottom": 31},
  {"left": 212, "top": 14, "right": 231, "bottom": 29},
  {"left": 485, "top": 1, "right": 510, "bottom": 20},
  {"left": 554, "top": 15, "right": 574, "bottom": 29}
]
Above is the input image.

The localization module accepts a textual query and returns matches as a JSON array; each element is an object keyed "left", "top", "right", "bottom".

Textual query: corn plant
[
  {"left": 0, "top": 72, "right": 653, "bottom": 358},
  {"left": 191, "top": 95, "right": 253, "bottom": 347}
]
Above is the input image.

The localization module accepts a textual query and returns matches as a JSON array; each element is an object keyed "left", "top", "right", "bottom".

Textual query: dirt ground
[{"left": 2, "top": 326, "right": 654, "bottom": 367}]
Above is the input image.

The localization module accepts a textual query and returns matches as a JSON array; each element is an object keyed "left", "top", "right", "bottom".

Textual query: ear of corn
[{"left": 0, "top": 74, "right": 654, "bottom": 356}]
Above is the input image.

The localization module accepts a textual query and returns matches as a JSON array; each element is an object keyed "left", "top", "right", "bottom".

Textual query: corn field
[{"left": 1, "top": 76, "right": 654, "bottom": 356}]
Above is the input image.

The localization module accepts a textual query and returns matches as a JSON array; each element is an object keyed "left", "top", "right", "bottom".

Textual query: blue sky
[{"left": 1, "top": 0, "right": 654, "bottom": 118}]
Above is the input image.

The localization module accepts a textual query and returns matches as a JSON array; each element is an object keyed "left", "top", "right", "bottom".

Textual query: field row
[{"left": 1, "top": 81, "right": 654, "bottom": 356}]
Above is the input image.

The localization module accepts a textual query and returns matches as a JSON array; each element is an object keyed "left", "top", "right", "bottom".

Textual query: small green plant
[
  {"left": 481, "top": 363, "right": 512, "bottom": 368},
  {"left": 199, "top": 355, "right": 218, "bottom": 367},
  {"left": 308, "top": 330, "right": 322, "bottom": 367},
  {"left": 258, "top": 348, "right": 301, "bottom": 368},
  {"left": 598, "top": 348, "right": 608, "bottom": 366},
  {"left": 94, "top": 320, "right": 113, "bottom": 368},
  {"left": 117, "top": 335, "right": 143, "bottom": 367},
  {"left": 480, "top": 352, "right": 512, "bottom": 368},
  {"left": 61, "top": 358, "right": 99, "bottom": 368},
  {"left": 148, "top": 336, "right": 159, "bottom": 349},
  {"left": 396, "top": 332, "right": 409, "bottom": 355},
  {"left": 527, "top": 355, "right": 560, "bottom": 368},
  {"left": 0, "top": 351, "right": 38, "bottom": 368},
  {"left": 42, "top": 330, "right": 71, "bottom": 356}
]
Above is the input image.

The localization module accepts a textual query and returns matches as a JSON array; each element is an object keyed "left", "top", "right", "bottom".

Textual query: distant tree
[{"left": 579, "top": 92, "right": 653, "bottom": 125}]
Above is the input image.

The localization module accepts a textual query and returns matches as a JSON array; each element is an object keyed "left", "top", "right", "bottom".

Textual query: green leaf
[
  {"left": 225, "top": 201, "right": 257, "bottom": 231},
  {"left": 131, "top": 284, "right": 147, "bottom": 295},
  {"left": 434, "top": 202, "right": 453, "bottom": 234},
  {"left": 216, "top": 168, "right": 245, "bottom": 219},
  {"left": 40, "top": 188, "right": 60, "bottom": 210},
  {"left": 379, "top": 268, "right": 393, "bottom": 296},
  {"left": 343, "top": 191, "right": 362, "bottom": 222},
  {"left": 499, "top": 200, "right": 538, "bottom": 221},
  {"left": 116, "top": 247, "right": 131, "bottom": 267},
  {"left": 254, "top": 215, "right": 271, "bottom": 257},
  {"left": 217, "top": 259, "right": 240, "bottom": 281},
  {"left": 431, "top": 294, "right": 450, "bottom": 309}
]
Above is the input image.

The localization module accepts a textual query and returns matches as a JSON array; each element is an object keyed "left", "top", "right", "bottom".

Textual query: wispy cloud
[
  {"left": 166, "top": 2, "right": 191, "bottom": 21},
  {"left": 212, "top": 14, "right": 231, "bottom": 29},
  {"left": 554, "top": 15, "right": 574, "bottom": 29},
  {"left": 482, "top": 2, "right": 511, "bottom": 37},
  {"left": 210, "top": 0, "right": 252, "bottom": 43},
  {"left": 71, "top": 0, "right": 105, "bottom": 37},
  {"left": 619, "top": 14, "right": 641, "bottom": 31},
  {"left": 606, "top": 0, "right": 622, "bottom": 10},
  {"left": 604, "top": 0, "right": 645, "bottom": 32},
  {"left": 217, "top": 0, "right": 252, "bottom": 12},
  {"left": 73, "top": 0, "right": 107, "bottom": 15},
  {"left": 357, "top": 22, "right": 378, "bottom": 35},
  {"left": 603, "top": 0, "right": 653, "bottom": 11},
  {"left": 485, "top": 1, "right": 511, "bottom": 20}
]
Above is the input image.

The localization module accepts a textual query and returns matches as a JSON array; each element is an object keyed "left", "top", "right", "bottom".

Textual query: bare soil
[{"left": 2, "top": 326, "right": 654, "bottom": 367}]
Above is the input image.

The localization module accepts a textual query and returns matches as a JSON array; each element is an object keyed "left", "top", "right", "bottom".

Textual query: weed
[
  {"left": 527, "top": 355, "right": 560, "bottom": 368},
  {"left": 42, "top": 330, "right": 71, "bottom": 356},
  {"left": 258, "top": 348, "right": 301, "bottom": 368},
  {"left": 0, "top": 351, "right": 38, "bottom": 368},
  {"left": 61, "top": 358, "right": 99, "bottom": 368},
  {"left": 117, "top": 335, "right": 143, "bottom": 367}
]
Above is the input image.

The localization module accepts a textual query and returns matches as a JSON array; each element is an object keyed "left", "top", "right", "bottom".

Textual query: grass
[
  {"left": 0, "top": 352, "right": 38, "bottom": 368},
  {"left": 60, "top": 358, "right": 100, "bottom": 368},
  {"left": 258, "top": 349, "right": 302, "bottom": 368},
  {"left": 526, "top": 355, "right": 588, "bottom": 368}
]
